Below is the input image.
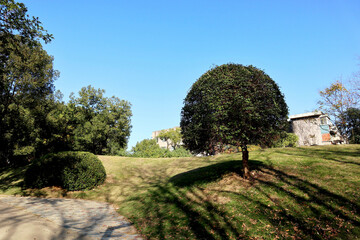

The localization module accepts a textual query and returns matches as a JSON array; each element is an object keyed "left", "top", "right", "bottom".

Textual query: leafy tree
[
  {"left": 0, "top": 0, "right": 53, "bottom": 44},
  {"left": 130, "top": 139, "right": 192, "bottom": 158},
  {"left": 157, "top": 127, "right": 182, "bottom": 150},
  {"left": 42, "top": 91, "right": 76, "bottom": 153},
  {"left": 340, "top": 108, "right": 360, "bottom": 144},
  {"left": 181, "top": 64, "right": 288, "bottom": 178},
  {"left": 0, "top": 0, "right": 58, "bottom": 165},
  {"left": 318, "top": 80, "right": 356, "bottom": 141},
  {"left": 131, "top": 139, "right": 164, "bottom": 158},
  {"left": 69, "top": 86, "right": 132, "bottom": 154}
]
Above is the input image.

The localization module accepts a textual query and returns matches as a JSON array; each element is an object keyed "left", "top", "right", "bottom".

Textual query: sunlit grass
[{"left": 1, "top": 145, "right": 359, "bottom": 239}]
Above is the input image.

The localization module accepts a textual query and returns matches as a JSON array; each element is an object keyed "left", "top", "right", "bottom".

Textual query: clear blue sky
[{"left": 22, "top": 0, "right": 360, "bottom": 150}]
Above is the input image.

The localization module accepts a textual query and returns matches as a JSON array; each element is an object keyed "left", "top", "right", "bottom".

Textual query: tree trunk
[{"left": 241, "top": 145, "right": 250, "bottom": 179}]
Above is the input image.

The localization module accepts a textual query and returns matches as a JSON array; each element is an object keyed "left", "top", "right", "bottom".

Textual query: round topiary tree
[
  {"left": 24, "top": 151, "right": 106, "bottom": 191},
  {"left": 180, "top": 64, "right": 288, "bottom": 178}
]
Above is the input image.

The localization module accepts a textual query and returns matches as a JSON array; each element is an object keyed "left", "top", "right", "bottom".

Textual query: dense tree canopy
[
  {"left": 181, "top": 64, "right": 288, "bottom": 178},
  {"left": 1, "top": 1, "right": 132, "bottom": 163},
  {"left": 0, "top": 0, "right": 57, "bottom": 165},
  {"left": 68, "top": 86, "right": 132, "bottom": 155}
]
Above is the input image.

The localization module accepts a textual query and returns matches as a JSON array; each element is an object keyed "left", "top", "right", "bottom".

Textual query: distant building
[
  {"left": 289, "top": 111, "right": 343, "bottom": 146},
  {"left": 152, "top": 126, "right": 181, "bottom": 150}
]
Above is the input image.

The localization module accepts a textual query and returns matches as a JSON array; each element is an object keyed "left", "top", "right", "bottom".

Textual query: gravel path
[{"left": 0, "top": 195, "right": 143, "bottom": 240}]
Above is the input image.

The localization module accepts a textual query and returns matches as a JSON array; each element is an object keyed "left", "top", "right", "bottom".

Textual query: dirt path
[{"left": 0, "top": 195, "right": 143, "bottom": 240}]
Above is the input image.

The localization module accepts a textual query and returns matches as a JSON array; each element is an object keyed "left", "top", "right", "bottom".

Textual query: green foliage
[
  {"left": 44, "top": 86, "right": 132, "bottom": 155},
  {"left": 24, "top": 151, "right": 106, "bottom": 191},
  {"left": 181, "top": 64, "right": 288, "bottom": 155},
  {"left": 272, "top": 133, "right": 299, "bottom": 148},
  {"left": 340, "top": 107, "right": 360, "bottom": 144},
  {"left": 0, "top": 35, "right": 58, "bottom": 165},
  {"left": 131, "top": 139, "right": 192, "bottom": 158},
  {"left": 131, "top": 139, "right": 165, "bottom": 158},
  {"left": 157, "top": 127, "right": 182, "bottom": 150},
  {"left": 163, "top": 146, "right": 192, "bottom": 157},
  {"left": 69, "top": 86, "right": 132, "bottom": 155},
  {"left": 0, "top": 0, "right": 58, "bottom": 165},
  {"left": 0, "top": 0, "right": 53, "bottom": 44}
]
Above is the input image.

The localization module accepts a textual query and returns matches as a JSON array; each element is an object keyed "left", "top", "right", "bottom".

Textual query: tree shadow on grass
[
  {"left": 113, "top": 161, "right": 253, "bottom": 239},
  {"left": 121, "top": 159, "right": 360, "bottom": 239},
  {"left": 170, "top": 160, "right": 247, "bottom": 187},
  {"left": 275, "top": 146, "right": 360, "bottom": 166}
]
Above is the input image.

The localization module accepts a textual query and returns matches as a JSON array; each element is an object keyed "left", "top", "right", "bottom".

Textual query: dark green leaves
[
  {"left": 68, "top": 85, "right": 132, "bottom": 155},
  {"left": 180, "top": 64, "right": 288, "bottom": 155},
  {"left": 0, "top": 0, "right": 53, "bottom": 43}
]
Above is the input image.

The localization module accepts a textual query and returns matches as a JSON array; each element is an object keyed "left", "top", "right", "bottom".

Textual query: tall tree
[
  {"left": 318, "top": 80, "right": 356, "bottom": 141},
  {"left": 0, "top": 0, "right": 57, "bottom": 164},
  {"left": 0, "top": 0, "right": 53, "bottom": 43},
  {"left": 181, "top": 64, "right": 288, "bottom": 179},
  {"left": 69, "top": 86, "right": 132, "bottom": 154}
]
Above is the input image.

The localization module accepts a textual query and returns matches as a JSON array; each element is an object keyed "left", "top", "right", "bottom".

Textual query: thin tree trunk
[{"left": 241, "top": 145, "right": 250, "bottom": 179}]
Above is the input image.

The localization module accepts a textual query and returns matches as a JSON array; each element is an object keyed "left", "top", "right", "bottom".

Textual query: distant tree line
[{"left": 0, "top": 0, "right": 132, "bottom": 166}]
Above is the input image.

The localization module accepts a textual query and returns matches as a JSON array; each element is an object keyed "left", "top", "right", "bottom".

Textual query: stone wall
[{"left": 291, "top": 117, "right": 322, "bottom": 146}]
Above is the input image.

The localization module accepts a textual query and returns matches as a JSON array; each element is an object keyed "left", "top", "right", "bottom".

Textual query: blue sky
[{"left": 22, "top": 0, "right": 360, "bottom": 150}]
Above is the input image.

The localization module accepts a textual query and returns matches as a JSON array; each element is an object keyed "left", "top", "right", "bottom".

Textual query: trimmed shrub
[{"left": 24, "top": 151, "right": 106, "bottom": 191}]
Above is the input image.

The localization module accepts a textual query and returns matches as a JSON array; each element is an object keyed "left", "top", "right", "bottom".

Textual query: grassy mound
[{"left": 24, "top": 151, "right": 106, "bottom": 191}]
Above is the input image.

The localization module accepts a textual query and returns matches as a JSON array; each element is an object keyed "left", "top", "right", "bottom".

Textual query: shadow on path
[{"left": 0, "top": 196, "right": 142, "bottom": 240}]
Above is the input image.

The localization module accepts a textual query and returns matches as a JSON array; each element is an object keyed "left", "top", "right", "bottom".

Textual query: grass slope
[{"left": 1, "top": 145, "right": 359, "bottom": 239}]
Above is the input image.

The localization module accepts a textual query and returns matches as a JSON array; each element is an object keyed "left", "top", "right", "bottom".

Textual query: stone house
[{"left": 289, "top": 111, "right": 343, "bottom": 146}]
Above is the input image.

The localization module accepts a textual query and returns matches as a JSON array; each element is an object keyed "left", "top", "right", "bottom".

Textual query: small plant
[{"left": 24, "top": 151, "right": 106, "bottom": 191}]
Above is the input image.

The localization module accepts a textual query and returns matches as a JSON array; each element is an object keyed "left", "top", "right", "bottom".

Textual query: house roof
[{"left": 289, "top": 111, "right": 324, "bottom": 120}]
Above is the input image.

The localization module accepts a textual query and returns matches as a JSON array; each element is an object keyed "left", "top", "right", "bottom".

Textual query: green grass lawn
[{"left": 1, "top": 145, "right": 360, "bottom": 239}]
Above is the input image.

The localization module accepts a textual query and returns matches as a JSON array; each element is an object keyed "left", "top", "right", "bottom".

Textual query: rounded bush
[{"left": 24, "top": 151, "right": 106, "bottom": 191}]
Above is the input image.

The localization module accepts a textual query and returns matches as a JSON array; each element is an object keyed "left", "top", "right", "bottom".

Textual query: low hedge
[{"left": 24, "top": 151, "right": 106, "bottom": 191}]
